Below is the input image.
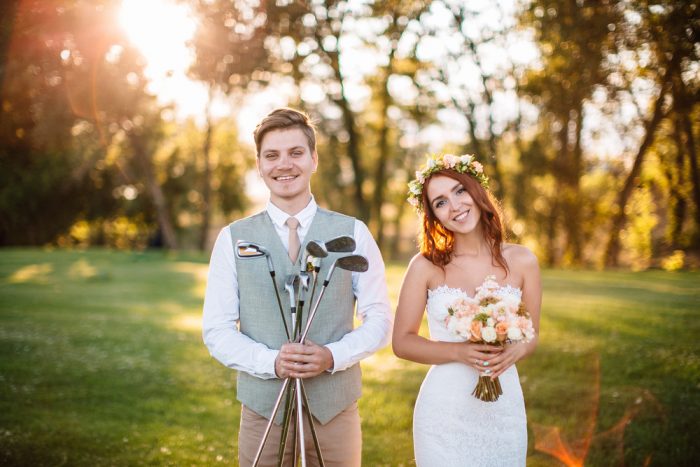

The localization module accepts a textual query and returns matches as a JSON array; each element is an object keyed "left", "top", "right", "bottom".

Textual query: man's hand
[{"left": 274, "top": 340, "right": 334, "bottom": 379}]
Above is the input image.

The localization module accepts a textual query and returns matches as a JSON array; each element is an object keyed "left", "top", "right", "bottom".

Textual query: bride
[{"left": 392, "top": 154, "right": 541, "bottom": 466}]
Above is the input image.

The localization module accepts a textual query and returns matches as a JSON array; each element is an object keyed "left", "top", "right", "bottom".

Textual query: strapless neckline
[{"left": 428, "top": 283, "right": 523, "bottom": 299}]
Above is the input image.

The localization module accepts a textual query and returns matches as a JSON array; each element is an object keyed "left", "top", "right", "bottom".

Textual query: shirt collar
[{"left": 266, "top": 196, "right": 318, "bottom": 230}]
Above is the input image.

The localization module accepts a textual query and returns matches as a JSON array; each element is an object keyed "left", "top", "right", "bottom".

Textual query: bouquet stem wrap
[{"left": 473, "top": 374, "right": 503, "bottom": 402}]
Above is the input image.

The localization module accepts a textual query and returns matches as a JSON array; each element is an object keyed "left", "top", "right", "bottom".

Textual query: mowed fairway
[{"left": 1, "top": 249, "right": 698, "bottom": 466}]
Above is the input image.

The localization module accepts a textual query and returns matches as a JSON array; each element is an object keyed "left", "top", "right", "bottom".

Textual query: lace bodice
[
  {"left": 425, "top": 284, "right": 523, "bottom": 342},
  {"left": 414, "top": 283, "right": 527, "bottom": 466}
]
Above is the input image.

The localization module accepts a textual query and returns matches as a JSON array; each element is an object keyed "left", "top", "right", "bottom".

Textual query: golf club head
[
  {"left": 296, "top": 272, "right": 310, "bottom": 310},
  {"left": 323, "top": 254, "right": 369, "bottom": 284},
  {"left": 235, "top": 240, "right": 274, "bottom": 273},
  {"left": 284, "top": 274, "right": 300, "bottom": 310},
  {"left": 311, "top": 256, "right": 322, "bottom": 273},
  {"left": 298, "top": 272, "right": 310, "bottom": 290},
  {"left": 324, "top": 235, "right": 356, "bottom": 253},
  {"left": 304, "top": 255, "right": 316, "bottom": 273},
  {"left": 305, "top": 240, "right": 328, "bottom": 258},
  {"left": 336, "top": 254, "right": 369, "bottom": 272}
]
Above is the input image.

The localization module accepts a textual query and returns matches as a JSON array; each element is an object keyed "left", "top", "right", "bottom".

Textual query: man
[{"left": 202, "top": 108, "right": 392, "bottom": 466}]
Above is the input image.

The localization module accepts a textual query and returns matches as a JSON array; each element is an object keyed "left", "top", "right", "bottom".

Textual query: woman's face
[{"left": 426, "top": 175, "right": 481, "bottom": 234}]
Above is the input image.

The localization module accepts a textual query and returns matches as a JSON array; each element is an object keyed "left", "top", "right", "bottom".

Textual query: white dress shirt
[{"left": 202, "top": 197, "right": 393, "bottom": 380}]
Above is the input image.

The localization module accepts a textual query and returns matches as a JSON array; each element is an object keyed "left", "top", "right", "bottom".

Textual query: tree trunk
[
  {"left": 198, "top": 87, "right": 214, "bottom": 251},
  {"left": 130, "top": 133, "right": 178, "bottom": 249},
  {"left": 679, "top": 95, "right": 700, "bottom": 227},
  {"left": 0, "top": 0, "right": 20, "bottom": 92},
  {"left": 464, "top": 34, "right": 504, "bottom": 200},
  {"left": 666, "top": 113, "right": 687, "bottom": 246},
  {"left": 566, "top": 103, "right": 584, "bottom": 265},
  {"left": 603, "top": 74, "right": 672, "bottom": 267},
  {"left": 372, "top": 48, "right": 396, "bottom": 251},
  {"left": 318, "top": 28, "right": 369, "bottom": 222}
]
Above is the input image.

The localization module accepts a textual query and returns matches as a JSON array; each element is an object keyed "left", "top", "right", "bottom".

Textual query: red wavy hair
[{"left": 419, "top": 169, "right": 508, "bottom": 272}]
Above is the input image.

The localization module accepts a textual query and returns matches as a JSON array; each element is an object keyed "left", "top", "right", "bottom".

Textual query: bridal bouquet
[{"left": 445, "top": 276, "right": 535, "bottom": 402}]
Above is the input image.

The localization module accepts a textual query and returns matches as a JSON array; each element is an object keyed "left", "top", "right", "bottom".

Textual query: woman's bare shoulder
[{"left": 502, "top": 243, "right": 539, "bottom": 269}]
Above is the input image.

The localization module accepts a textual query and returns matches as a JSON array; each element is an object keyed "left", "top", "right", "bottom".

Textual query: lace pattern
[{"left": 413, "top": 285, "right": 527, "bottom": 466}]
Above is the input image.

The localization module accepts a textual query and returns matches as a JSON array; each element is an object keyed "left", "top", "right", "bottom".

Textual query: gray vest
[{"left": 229, "top": 208, "right": 362, "bottom": 424}]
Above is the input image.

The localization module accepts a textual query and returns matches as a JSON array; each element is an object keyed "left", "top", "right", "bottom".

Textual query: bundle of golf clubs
[{"left": 236, "top": 236, "right": 369, "bottom": 467}]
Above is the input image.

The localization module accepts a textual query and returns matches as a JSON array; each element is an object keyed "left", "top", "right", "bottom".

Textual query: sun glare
[
  {"left": 118, "top": 0, "right": 207, "bottom": 118},
  {"left": 119, "top": 0, "right": 195, "bottom": 76}
]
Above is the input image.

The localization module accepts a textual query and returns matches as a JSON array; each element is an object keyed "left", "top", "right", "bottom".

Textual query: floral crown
[{"left": 407, "top": 153, "right": 489, "bottom": 211}]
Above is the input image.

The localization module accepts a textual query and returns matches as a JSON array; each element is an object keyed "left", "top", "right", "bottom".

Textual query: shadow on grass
[{"left": 0, "top": 249, "right": 238, "bottom": 465}]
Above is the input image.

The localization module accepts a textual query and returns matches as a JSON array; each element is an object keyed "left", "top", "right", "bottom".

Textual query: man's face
[{"left": 257, "top": 128, "right": 318, "bottom": 207}]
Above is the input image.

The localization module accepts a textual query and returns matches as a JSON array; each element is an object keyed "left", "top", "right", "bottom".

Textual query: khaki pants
[{"left": 238, "top": 401, "right": 362, "bottom": 467}]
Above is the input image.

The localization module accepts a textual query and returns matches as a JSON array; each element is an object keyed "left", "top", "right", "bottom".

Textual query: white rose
[
  {"left": 456, "top": 319, "right": 470, "bottom": 338},
  {"left": 446, "top": 317, "right": 459, "bottom": 334},
  {"left": 459, "top": 154, "right": 474, "bottom": 164},
  {"left": 507, "top": 326, "right": 523, "bottom": 341},
  {"left": 486, "top": 317, "right": 494, "bottom": 327},
  {"left": 481, "top": 326, "right": 497, "bottom": 343}
]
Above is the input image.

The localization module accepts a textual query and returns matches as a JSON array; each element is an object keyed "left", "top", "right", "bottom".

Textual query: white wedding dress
[{"left": 413, "top": 285, "right": 527, "bottom": 467}]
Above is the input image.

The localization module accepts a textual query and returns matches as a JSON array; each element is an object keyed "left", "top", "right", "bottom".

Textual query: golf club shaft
[
  {"left": 299, "top": 269, "right": 319, "bottom": 342},
  {"left": 277, "top": 381, "right": 296, "bottom": 466},
  {"left": 270, "top": 272, "right": 291, "bottom": 341},
  {"left": 295, "top": 378, "right": 307, "bottom": 467},
  {"left": 252, "top": 378, "right": 291, "bottom": 467},
  {"left": 299, "top": 281, "right": 330, "bottom": 344},
  {"left": 299, "top": 380, "right": 325, "bottom": 466}
]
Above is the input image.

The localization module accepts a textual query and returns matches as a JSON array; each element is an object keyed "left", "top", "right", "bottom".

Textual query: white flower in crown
[
  {"left": 416, "top": 170, "right": 426, "bottom": 184},
  {"left": 409, "top": 180, "right": 422, "bottom": 196},
  {"left": 460, "top": 154, "right": 474, "bottom": 164},
  {"left": 427, "top": 157, "right": 438, "bottom": 169}
]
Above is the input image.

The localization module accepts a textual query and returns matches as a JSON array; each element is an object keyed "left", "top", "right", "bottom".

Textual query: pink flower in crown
[
  {"left": 472, "top": 161, "right": 484, "bottom": 173},
  {"left": 416, "top": 170, "right": 426, "bottom": 184},
  {"left": 443, "top": 154, "right": 459, "bottom": 168},
  {"left": 407, "top": 197, "right": 419, "bottom": 207}
]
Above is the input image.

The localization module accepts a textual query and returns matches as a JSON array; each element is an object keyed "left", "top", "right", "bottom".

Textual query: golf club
[
  {"left": 253, "top": 249, "right": 366, "bottom": 467},
  {"left": 295, "top": 272, "right": 310, "bottom": 338},
  {"left": 236, "top": 240, "right": 290, "bottom": 340},
  {"left": 300, "top": 254, "right": 368, "bottom": 344},
  {"left": 303, "top": 235, "right": 356, "bottom": 322}
]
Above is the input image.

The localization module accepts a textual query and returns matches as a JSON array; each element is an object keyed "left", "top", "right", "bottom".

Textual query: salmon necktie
[{"left": 286, "top": 217, "right": 300, "bottom": 263}]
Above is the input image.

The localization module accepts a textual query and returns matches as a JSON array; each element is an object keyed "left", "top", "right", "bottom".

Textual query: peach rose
[
  {"left": 470, "top": 320, "right": 482, "bottom": 341},
  {"left": 495, "top": 322, "right": 509, "bottom": 342}
]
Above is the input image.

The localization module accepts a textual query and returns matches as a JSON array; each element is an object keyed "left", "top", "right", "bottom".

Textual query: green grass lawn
[{"left": 1, "top": 248, "right": 698, "bottom": 466}]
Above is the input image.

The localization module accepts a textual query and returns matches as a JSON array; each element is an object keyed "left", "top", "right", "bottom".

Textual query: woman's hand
[
  {"left": 454, "top": 342, "right": 504, "bottom": 372},
  {"left": 481, "top": 342, "right": 529, "bottom": 379}
]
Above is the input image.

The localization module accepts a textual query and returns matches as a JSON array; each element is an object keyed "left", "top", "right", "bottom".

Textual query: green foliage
[{"left": 1, "top": 250, "right": 699, "bottom": 465}]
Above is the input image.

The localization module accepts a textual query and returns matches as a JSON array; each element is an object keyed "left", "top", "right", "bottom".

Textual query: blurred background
[
  {"left": 1, "top": 0, "right": 698, "bottom": 269},
  {"left": 1, "top": 1, "right": 700, "bottom": 466}
]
